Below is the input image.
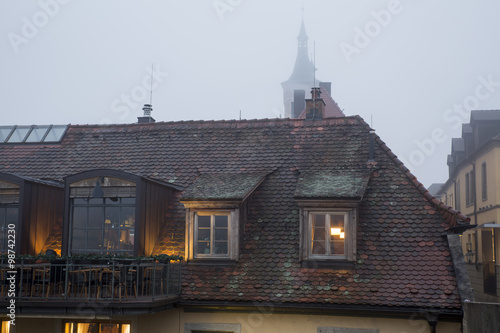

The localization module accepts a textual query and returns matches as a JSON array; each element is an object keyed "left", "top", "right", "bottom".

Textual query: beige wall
[
  {"left": 2, "top": 308, "right": 462, "bottom": 333},
  {"left": 137, "top": 308, "right": 461, "bottom": 333}
]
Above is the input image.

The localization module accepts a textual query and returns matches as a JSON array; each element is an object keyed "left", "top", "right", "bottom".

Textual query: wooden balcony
[{"left": 0, "top": 259, "right": 182, "bottom": 315}]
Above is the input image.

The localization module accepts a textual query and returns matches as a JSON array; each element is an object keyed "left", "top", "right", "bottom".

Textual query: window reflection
[{"left": 70, "top": 177, "right": 135, "bottom": 255}]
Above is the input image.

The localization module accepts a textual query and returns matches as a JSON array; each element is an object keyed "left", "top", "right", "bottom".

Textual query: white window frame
[
  {"left": 298, "top": 202, "right": 357, "bottom": 262},
  {"left": 309, "top": 211, "right": 349, "bottom": 260},
  {"left": 194, "top": 211, "right": 231, "bottom": 258},
  {"left": 184, "top": 203, "right": 240, "bottom": 261}
]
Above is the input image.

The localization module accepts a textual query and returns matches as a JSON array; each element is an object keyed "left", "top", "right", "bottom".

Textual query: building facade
[{"left": 436, "top": 110, "right": 500, "bottom": 303}]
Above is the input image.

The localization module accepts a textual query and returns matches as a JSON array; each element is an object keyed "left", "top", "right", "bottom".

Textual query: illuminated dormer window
[
  {"left": 69, "top": 176, "right": 136, "bottom": 255},
  {"left": 295, "top": 171, "right": 369, "bottom": 263},
  {"left": 64, "top": 169, "right": 182, "bottom": 257}
]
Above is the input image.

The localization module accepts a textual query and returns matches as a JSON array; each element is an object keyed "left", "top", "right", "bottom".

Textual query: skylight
[{"left": 0, "top": 125, "right": 68, "bottom": 144}]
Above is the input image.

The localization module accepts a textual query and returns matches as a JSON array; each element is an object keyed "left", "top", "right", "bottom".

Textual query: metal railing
[{"left": 0, "top": 259, "right": 181, "bottom": 302}]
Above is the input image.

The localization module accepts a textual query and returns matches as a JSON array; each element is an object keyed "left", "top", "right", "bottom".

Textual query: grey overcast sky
[{"left": 1, "top": 0, "right": 500, "bottom": 188}]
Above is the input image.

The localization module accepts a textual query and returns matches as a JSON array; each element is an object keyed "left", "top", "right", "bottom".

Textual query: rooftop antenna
[
  {"left": 149, "top": 63, "right": 154, "bottom": 105},
  {"left": 313, "top": 41, "right": 316, "bottom": 88}
]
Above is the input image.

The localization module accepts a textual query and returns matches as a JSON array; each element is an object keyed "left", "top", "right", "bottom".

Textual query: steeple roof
[{"left": 282, "top": 19, "right": 317, "bottom": 86}]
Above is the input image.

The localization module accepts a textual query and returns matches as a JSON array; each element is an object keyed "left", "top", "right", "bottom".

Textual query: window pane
[
  {"left": 197, "top": 241, "right": 210, "bottom": 254},
  {"left": 312, "top": 241, "right": 326, "bottom": 254},
  {"left": 214, "top": 228, "right": 228, "bottom": 241},
  {"left": 0, "top": 127, "right": 14, "bottom": 142},
  {"left": 89, "top": 207, "right": 104, "bottom": 228},
  {"left": 121, "top": 197, "right": 135, "bottom": 205},
  {"left": 331, "top": 240, "right": 345, "bottom": 255},
  {"left": 104, "top": 228, "right": 120, "bottom": 251},
  {"left": 72, "top": 229, "right": 85, "bottom": 249},
  {"left": 87, "top": 229, "right": 102, "bottom": 251},
  {"left": 88, "top": 197, "right": 102, "bottom": 205},
  {"left": 24, "top": 125, "right": 50, "bottom": 142},
  {"left": 198, "top": 229, "right": 210, "bottom": 241},
  {"left": 312, "top": 214, "right": 325, "bottom": 227},
  {"left": 43, "top": 125, "right": 67, "bottom": 142},
  {"left": 105, "top": 206, "right": 120, "bottom": 227},
  {"left": 6, "top": 126, "right": 30, "bottom": 143},
  {"left": 214, "top": 215, "right": 228, "bottom": 227},
  {"left": 72, "top": 207, "right": 87, "bottom": 228},
  {"left": 73, "top": 198, "right": 88, "bottom": 205},
  {"left": 100, "top": 323, "right": 120, "bottom": 333},
  {"left": 214, "top": 241, "right": 228, "bottom": 254},
  {"left": 120, "top": 229, "right": 134, "bottom": 250},
  {"left": 330, "top": 214, "right": 344, "bottom": 228},
  {"left": 121, "top": 207, "right": 135, "bottom": 227},
  {"left": 6, "top": 207, "right": 17, "bottom": 224},
  {"left": 198, "top": 215, "right": 210, "bottom": 228},
  {"left": 312, "top": 227, "right": 325, "bottom": 241}
]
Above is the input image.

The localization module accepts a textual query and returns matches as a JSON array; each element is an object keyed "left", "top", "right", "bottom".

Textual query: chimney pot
[{"left": 138, "top": 104, "right": 156, "bottom": 123}]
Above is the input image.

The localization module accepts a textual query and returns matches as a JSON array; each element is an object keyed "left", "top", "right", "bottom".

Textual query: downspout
[
  {"left": 470, "top": 161, "right": 479, "bottom": 268},
  {"left": 427, "top": 312, "right": 438, "bottom": 333}
]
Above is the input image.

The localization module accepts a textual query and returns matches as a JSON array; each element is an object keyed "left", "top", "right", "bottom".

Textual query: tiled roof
[
  {"left": 298, "top": 86, "right": 345, "bottom": 118},
  {"left": 0, "top": 117, "right": 468, "bottom": 312},
  {"left": 295, "top": 171, "right": 369, "bottom": 199},
  {"left": 181, "top": 173, "right": 267, "bottom": 201}
]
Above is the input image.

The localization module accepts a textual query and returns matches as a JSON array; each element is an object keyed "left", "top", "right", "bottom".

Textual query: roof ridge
[
  {"left": 67, "top": 116, "right": 363, "bottom": 130},
  {"left": 373, "top": 134, "right": 471, "bottom": 228}
]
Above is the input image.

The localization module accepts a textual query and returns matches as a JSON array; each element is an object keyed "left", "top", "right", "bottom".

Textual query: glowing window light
[{"left": 330, "top": 228, "right": 341, "bottom": 236}]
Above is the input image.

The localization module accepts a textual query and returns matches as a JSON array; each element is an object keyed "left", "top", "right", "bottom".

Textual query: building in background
[
  {"left": 281, "top": 20, "right": 344, "bottom": 119},
  {"left": 436, "top": 110, "right": 500, "bottom": 303}
]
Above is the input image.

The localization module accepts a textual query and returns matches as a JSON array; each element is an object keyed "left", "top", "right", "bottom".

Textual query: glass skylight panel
[
  {"left": 0, "top": 127, "right": 14, "bottom": 143},
  {"left": 43, "top": 125, "right": 67, "bottom": 142},
  {"left": 24, "top": 125, "right": 51, "bottom": 142},
  {"left": 6, "top": 126, "right": 31, "bottom": 143}
]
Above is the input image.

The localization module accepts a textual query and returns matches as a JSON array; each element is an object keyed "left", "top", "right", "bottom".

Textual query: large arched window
[
  {"left": 69, "top": 175, "right": 136, "bottom": 255},
  {"left": 0, "top": 180, "right": 19, "bottom": 252}
]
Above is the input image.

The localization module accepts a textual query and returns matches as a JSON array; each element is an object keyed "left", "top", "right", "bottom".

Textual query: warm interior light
[
  {"left": 340, "top": 232, "right": 345, "bottom": 239},
  {"left": 331, "top": 228, "right": 341, "bottom": 235}
]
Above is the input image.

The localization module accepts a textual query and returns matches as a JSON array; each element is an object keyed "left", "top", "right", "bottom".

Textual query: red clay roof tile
[{"left": 0, "top": 117, "right": 467, "bottom": 311}]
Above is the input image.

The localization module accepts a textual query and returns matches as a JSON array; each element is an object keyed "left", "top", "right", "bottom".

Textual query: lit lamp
[{"left": 330, "top": 228, "right": 345, "bottom": 239}]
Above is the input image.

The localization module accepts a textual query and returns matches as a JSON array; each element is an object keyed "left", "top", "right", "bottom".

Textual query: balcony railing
[{"left": 0, "top": 259, "right": 181, "bottom": 303}]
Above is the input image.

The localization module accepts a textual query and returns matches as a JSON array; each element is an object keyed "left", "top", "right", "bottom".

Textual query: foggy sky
[{"left": 1, "top": 0, "right": 500, "bottom": 188}]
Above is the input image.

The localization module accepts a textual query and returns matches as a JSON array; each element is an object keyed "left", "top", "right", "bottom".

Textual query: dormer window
[
  {"left": 195, "top": 212, "right": 230, "bottom": 257},
  {"left": 295, "top": 171, "right": 369, "bottom": 263},
  {"left": 63, "top": 169, "right": 182, "bottom": 257},
  {"left": 0, "top": 180, "right": 19, "bottom": 252},
  {"left": 69, "top": 176, "right": 136, "bottom": 255},
  {"left": 181, "top": 173, "right": 267, "bottom": 262}
]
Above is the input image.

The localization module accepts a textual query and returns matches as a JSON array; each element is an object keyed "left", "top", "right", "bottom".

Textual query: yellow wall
[{"left": 137, "top": 308, "right": 461, "bottom": 333}]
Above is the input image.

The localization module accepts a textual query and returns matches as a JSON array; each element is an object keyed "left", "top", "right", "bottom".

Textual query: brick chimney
[
  {"left": 305, "top": 87, "right": 325, "bottom": 120},
  {"left": 138, "top": 104, "right": 156, "bottom": 123}
]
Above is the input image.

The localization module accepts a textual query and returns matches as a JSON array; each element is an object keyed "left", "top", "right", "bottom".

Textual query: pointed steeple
[
  {"left": 285, "top": 17, "right": 315, "bottom": 84},
  {"left": 297, "top": 18, "right": 308, "bottom": 48},
  {"left": 281, "top": 17, "right": 317, "bottom": 117}
]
